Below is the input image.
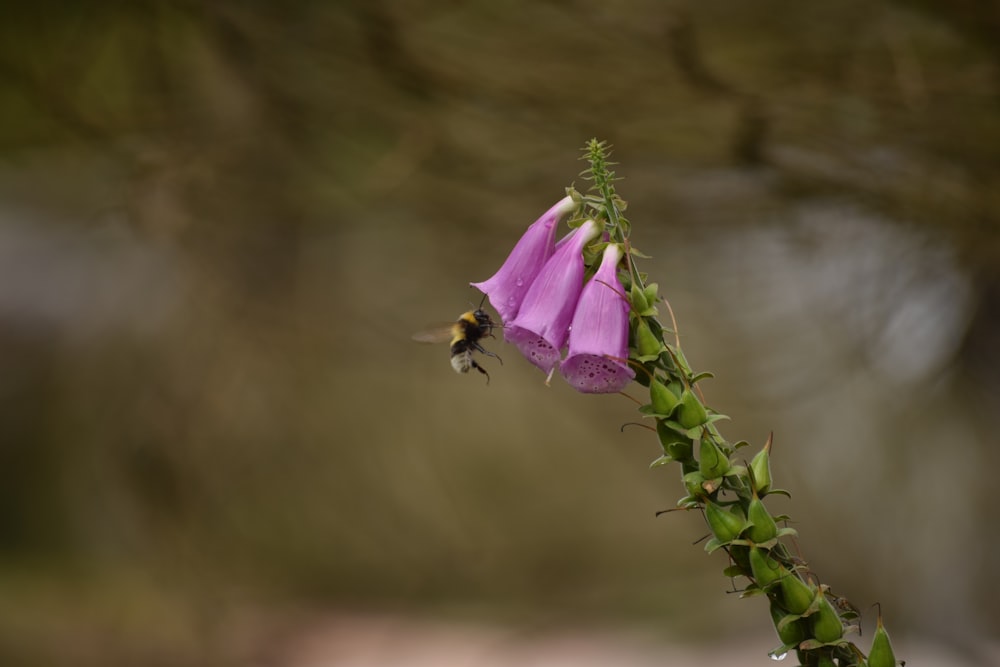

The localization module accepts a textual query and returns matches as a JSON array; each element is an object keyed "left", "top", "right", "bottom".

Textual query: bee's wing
[{"left": 411, "top": 324, "right": 455, "bottom": 344}]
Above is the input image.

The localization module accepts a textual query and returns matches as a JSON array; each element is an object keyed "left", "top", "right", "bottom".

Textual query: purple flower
[
  {"left": 504, "top": 219, "right": 601, "bottom": 373},
  {"left": 471, "top": 195, "right": 576, "bottom": 324},
  {"left": 560, "top": 243, "right": 635, "bottom": 393}
]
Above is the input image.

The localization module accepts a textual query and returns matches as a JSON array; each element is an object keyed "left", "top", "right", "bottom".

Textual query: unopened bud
[
  {"left": 770, "top": 598, "right": 806, "bottom": 646},
  {"left": 744, "top": 492, "right": 778, "bottom": 543},
  {"left": 868, "top": 610, "right": 897, "bottom": 667},
  {"left": 749, "top": 433, "right": 773, "bottom": 495},
  {"left": 677, "top": 388, "right": 708, "bottom": 429},
  {"left": 698, "top": 436, "right": 731, "bottom": 479},
  {"left": 634, "top": 318, "right": 662, "bottom": 360},
  {"left": 683, "top": 470, "right": 707, "bottom": 499},
  {"left": 778, "top": 571, "right": 815, "bottom": 615},
  {"left": 810, "top": 594, "right": 844, "bottom": 643},
  {"left": 629, "top": 282, "right": 649, "bottom": 313},
  {"left": 649, "top": 377, "right": 679, "bottom": 416},
  {"left": 749, "top": 546, "right": 785, "bottom": 589},
  {"left": 704, "top": 498, "right": 745, "bottom": 544}
]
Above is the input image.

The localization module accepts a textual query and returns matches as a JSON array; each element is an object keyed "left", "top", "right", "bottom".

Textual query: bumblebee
[{"left": 412, "top": 306, "right": 502, "bottom": 383}]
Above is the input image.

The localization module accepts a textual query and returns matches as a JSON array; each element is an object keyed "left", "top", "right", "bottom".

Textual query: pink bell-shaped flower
[
  {"left": 471, "top": 196, "right": 576, "bottom": 324},
  {"left": 504, "top": 219, "right": 601, "bottom": 374},
  {"left": 560, "top": 243, "right": 635, "bottom": 393}
]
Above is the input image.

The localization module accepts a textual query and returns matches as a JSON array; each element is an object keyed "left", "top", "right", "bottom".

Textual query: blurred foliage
[{"left": 0, "top": 1, "right": 998, "bottom": 665}]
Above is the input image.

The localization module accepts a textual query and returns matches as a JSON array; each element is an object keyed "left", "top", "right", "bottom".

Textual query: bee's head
[
  {"left": 471, "top": 295, "right": 498, "bottom": 334},
  {"left": 472, "top": 308, "right": 494, "bottom": 328}
]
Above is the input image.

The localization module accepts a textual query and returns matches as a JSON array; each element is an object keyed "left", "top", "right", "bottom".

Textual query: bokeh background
[{"left": 1, "top": 1, "right": 999, "bottom": 665}]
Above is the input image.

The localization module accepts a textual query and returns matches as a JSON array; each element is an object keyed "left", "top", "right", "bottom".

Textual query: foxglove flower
[
  {"left": 504, "top": 219, "right": 600, "bottom": 373},
  {"left": 471, "top": 195, "right": 576, "bottom": 324},
  {"left": 560, "top": 243, "right": 635, "bottom": 393}
]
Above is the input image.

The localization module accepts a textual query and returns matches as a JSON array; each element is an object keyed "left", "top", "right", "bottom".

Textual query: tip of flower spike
[
  {"left": 505, "top": 326, "right": 562, "bottom": 373},
  {"left": 560, "top": 354, "right": 635, "bottom": 393}
]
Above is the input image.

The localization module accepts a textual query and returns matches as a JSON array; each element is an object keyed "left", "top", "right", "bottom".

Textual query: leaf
[
  {"left": 723, "top": 565, "right": 745, "bottom": 578},
  {"left": 649, "top": 454, "right": 673, "bottom": 468}
]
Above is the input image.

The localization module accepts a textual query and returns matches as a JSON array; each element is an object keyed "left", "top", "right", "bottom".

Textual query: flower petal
[
  {"left": 471, "top": 196, "right": 575, "bottom": 323},
  {"left": 505, "top": 219, "right": 600, "bottom": 373},
  {"left": 561, "top": 243, "right": 635, "bottom": 393}
]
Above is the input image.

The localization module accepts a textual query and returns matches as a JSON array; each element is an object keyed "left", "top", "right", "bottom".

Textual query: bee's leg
[
  {"left": 472, "top": 342, "right": 503, "bottom": 365},
  {"left": 471, "top": 359, "right": 491, "bottom": 385}
]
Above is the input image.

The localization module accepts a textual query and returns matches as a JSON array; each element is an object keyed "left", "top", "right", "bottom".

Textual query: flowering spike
[
  {"left": 471, "top": 196, "right": 576, "bottom": 323},
  {"left": 561, "top": 244, "right": 636, "bottom": 393},
  {"left": 505, "top": 219, "right": 600, "bottom": 373}
]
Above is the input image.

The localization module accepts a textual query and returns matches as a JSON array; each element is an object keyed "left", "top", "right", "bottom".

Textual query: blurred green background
[{"left": 1, "top": 1, "right": 998, "bottom": 665}]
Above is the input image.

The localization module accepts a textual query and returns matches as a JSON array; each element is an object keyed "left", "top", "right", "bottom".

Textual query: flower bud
[
  {"left": 704, "top": 498, "right": 745, "bottom": 544},
  {"left": 868, "top": 612, "right": 897, "bottom": 667},
  {"left": 642, "top": 282, "right": 659, "bottom": 307},
  {"left": 629, "top": 282, "right": 649, "bottom": 313},
  {"left": 770, "top": 598, "right": 807, "bottom": 646},
  {"left": 749, "top": 434, "right": 773, "bottom": 495},
  {"left": 697, "top": 435, "right": 730, "bottom": 481},
  {"left": 749, "top": 546, "right": 785, "bottom": 589},
  {"left": 649, "top": 377, "right": 679, "bottom": 416},
  {"left": 744, "top": 492, "right": 778, "bottom": 543},
  {"left": 683, "top": 470, "right": 707, "bottom": 499},
  {"left": 633, "top": 317, "right": 662, "bottom": 360},
  {"left": 779, "top": 571, "right": 815, "bottom": 615},
  {"left": 810, "top": 595, "right": 844, "bottom": 643},
  {"left": 677, "top": 388, "right": 708, "bottom": 429}
]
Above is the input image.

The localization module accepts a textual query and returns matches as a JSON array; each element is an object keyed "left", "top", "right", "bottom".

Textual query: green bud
[
  {"left": 810, "top": 595, "right": 844, "bottom": 643},
  {"left": 749, "top": 546, "right": 785, "bottom": 589},
  {"left": 744, "top": 493, "right": 778, "bottom": 543},
  {"left": 683, "top": 470, "right": 707, "bottom": 498},
  {"left": 868, "top": 613, "right": 897, "bottom": 667},
  {"left": 769, "top": 597, "right": 807, "bottom": 646},
  {"left": 634, "top": 318, "right": 662, "bottom": 359},
  {"left": 698, "top": 436, "right": 731, "bottom": 479},
  {"left": 749, "top": 433, "right": 773, "bottom": 495},
  {"left": 629, "top": 282, "right": 649, "bottom": 313},
  {"left": 649, "top": 377, "right": 679, "bottom": 416},
  {"left": 778, "top": 571, "right": 815, "bottom": 615},
  {"left": 704, "top": 499, "right": 745, "bottom": 543},
  {"left": 643, "top": 282, "right": 659, "bottom": 306},
  {"left": 677, "top": 389, "right": 708, "bottom": 429}
]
